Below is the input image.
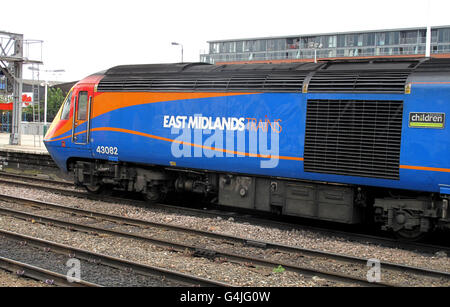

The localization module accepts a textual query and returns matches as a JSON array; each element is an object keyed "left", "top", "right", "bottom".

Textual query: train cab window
[
  {"left": 77, "top": 91, "right": 88, "bottom": 121},
  {"left": 60, "top": 91, "right": 73, "bottom": 120}
]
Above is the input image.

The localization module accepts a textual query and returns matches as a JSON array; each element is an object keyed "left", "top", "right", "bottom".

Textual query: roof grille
[
  {"left": 97, "top": 73, "right": 307, "bottom": 93},
  {"left": 415, "top": 59, "right": 450, "bottom": 71},
  {"left": 308, "top": 72, "right": 409, "bottom": 93},
  {"left": 304, "top": 99, "right": 403, "bottom": 180}
]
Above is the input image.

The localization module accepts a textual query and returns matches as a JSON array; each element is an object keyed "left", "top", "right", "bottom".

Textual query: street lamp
[
  {"left": 42, "top": 69, "right": 65, "bottom": 124},
  {"left": 425, "top": 0, "right": 432, "bottom": 57},
  {"left": 29, "top": 67, "right": 65, "bottom": 124},
  {"left": 308, "top": 42, "right": 323, "bottom": 63},
  {"left": 171, "top": 42, "right": 184, "bottom": 63}
]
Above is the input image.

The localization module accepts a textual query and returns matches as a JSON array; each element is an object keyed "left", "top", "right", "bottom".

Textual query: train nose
[
  {"left": 44, "top": 116, "right": 60, "bottom": 141},
  {"left": 44, "top": 89, "right": 73, "bottom": 141}
]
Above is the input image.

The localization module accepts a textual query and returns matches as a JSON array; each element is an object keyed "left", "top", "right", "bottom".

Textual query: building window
[
  {"left": 390, "top": 32, "right": 399, "bottom": 45},
  {"left": 345, "top": 35, "right": 355, "bottom": 47},
  {"left": 286, "top": 38, "right": 299, "bottom": 49},
  {"left": 438, "top": 28, "right": 450, "bottom": 43},
  {"left": 258, "top": 40, "right": 267, "bottom": 52},
  {"left": 324, "top": 35, "right": 336, "bottom": 48},
  {"left": 419, "top": 30, "right": 427, "bottom": 44},
  {"left": 236, "top": 41, "right": 243, "bottom": 53},
  {"left": 400, "top": 30, "right": 418, "bottom": 44},
  {"left": 431, "top": 30, "right": 438, "bottom": 43},
  {"left": 367, "top": 33, "right": 375, "bottom": 46},
  {"left": 267, "top": 39, "right": 286, "bottom": 51},
  {"left": 226, "top": 42, "right": 236, "bottom": 53},
  {"left": 337, "top": 35, "right": 345, "bottom": 48},
  {"left": 278, "top": 39, "right": 287, "bottom": 51},
  {"left": 210, "top": 43, "right": 220, "bottom": 54},
  {"left": 244, "top": 41, "right": 251, "bottom": 52},
  {"left": 221, "top": 42, "right": 236, "bottom": 53},
  {"left": 357, "top": 34, "right": 364, "bottom": 47},
  {"left": 207, "top": 27, "right": 450, "bottom": 62},
  {"left": 376, "top": 33, "right": 385, "bottom": 46},
  {"left": 300, "top": 37, "right": 308, "bottom": 48}
]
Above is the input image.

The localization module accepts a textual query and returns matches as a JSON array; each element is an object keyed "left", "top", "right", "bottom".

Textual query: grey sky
[{"left": 2, "top": 0, "right": 449, "bottom": 82}]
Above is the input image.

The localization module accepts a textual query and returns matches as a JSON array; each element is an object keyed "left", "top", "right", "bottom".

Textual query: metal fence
[{"left": 20, "top": 122, "right": 50, "bottom": 147}]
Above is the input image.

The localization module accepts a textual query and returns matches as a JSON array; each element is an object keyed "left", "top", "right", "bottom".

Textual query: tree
[{"left": 46, "top": 87, "right": 65, "bottom": 122}]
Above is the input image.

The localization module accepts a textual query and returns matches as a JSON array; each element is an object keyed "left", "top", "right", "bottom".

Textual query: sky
[{"left": 2, "top": 0, "right": 449, "bottom": 82}]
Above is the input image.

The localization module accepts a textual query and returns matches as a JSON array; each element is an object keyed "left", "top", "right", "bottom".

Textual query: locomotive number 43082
[{"left": 96, "top": 146, "right": 118, "bottom": 155}]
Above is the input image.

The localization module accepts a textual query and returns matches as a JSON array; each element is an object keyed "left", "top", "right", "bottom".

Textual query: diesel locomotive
[{"left": 44, "top": 58, "right": 450, "bottom": 239}]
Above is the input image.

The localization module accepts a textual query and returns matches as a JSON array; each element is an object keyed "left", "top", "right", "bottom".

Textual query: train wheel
[
  {"left": 85, "top": 184, "right": 103, "bottom": 194},
  {"left": 145, "top": 187, "right": 165, "bottom": 203},
  {"left": 395, "top": 228, "right": 426, "bottom": 241}
]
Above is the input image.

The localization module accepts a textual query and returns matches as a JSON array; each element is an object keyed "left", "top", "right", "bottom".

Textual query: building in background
[{"left": 200, "top": 26, "right": 450, "bottom": 64}]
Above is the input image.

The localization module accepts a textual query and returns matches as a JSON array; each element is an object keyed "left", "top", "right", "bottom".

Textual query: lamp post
[
  {"left": 425, "top": 0, "right": 432, "bottom": 57},
  {"left": 31, "top": 68, "right": 65, "bottom": 124},
  {"left": 171, "top": 42, "right": 184, "bottom": 63},
  {"left": 308, "top": 42, "right": 323, "bottom": 63},
  {"left": 42, "top": 69, "right": 64, "bottom": 124}
]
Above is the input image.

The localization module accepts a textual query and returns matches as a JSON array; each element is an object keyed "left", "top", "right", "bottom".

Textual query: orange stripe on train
[
  {"left": 400, "top": 165, "right": 450, "bottom": 173},
  {"left": 91, "top": 92, "right": 258, "bottom": 119},
  {"left": 48, "top": 92, "right": 258, "bottom": 140},
  {"left": 91, "top": 127, "right": 304, "bottom": 161}
]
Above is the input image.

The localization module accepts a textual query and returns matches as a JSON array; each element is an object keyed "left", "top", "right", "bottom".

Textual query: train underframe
[{"left": 70, "top": 159, "right": 450, "bottom": 240}]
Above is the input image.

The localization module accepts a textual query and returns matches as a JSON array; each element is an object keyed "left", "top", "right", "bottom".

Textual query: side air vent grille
[
  {"left": 415, "top": 59, "right": 450, "bottom": 71},
  {"left": 304, "top": 99, "right": 403, "bottom": 180},
  {"left": 97, "top": 74, "right": 307, "bottom": 93},
  {"left": 308, "top": 72, "right": 409, "bottom": 93}
]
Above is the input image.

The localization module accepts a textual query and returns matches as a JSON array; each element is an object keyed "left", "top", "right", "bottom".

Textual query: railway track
[
  {"left": 0, "top": 193, "right": 449, "bottom": 286},
  {"left": 0, "top": 254, "right": 100, "bottom": 287},
  {"left": 0, "top": 172, "right": 449, "bottom": 257},
  {"left": 0, "top": 172, "right": 73, "bottom": 188},
  {"left": 0, "top": 228, "right": 230, "bottom": 287}
]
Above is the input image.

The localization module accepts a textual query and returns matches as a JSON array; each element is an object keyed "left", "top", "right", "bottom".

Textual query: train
[{"left": 43, "top": 58, "right": 450, "bottom": 239}]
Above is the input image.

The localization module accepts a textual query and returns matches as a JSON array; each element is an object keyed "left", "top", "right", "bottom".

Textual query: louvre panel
[
  {"left": 308, "top": 72, "right": 409, "bottom": 93},
  {"left": 415, "top": 58, "right": 450, "bottom": 71},
  {"left": 304, "top": 99, "right": 403, "bottom": 180},
  {"left": 97, "top": 73, "right": 307, "bottom": 92},
  {"left": 97, "top": 59, "right": 450, "bottom": 94}
]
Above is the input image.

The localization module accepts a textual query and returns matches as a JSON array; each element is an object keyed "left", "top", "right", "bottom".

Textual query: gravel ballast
[
  {"left": 0, "top": 269, "right": 51, "bottom": 287},
  {"left": 0, "top": 236, "right": 182, "bottom": 287},
  {"left": 0, "top": 215, "right": 334, "bottom": 287},
  {"left": 0, "top": 183, "right": 448, "bottom": 286},
  {"left": 0, "top": 199, "right": 447, "bottom": 287}
]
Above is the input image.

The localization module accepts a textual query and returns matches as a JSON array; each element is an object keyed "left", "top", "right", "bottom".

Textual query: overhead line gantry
[{"left": 0, "top": 30, "right": 42, "bottom": 145}]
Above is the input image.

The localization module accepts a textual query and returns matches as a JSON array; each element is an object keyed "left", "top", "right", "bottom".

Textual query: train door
[{"left": 71, "top": 85, "right": 93, "bottom": 149}]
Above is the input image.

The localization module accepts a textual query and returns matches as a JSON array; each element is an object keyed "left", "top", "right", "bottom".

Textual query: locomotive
[{"left": 44, "top": 58, "right": 450, "bottom": 239}]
